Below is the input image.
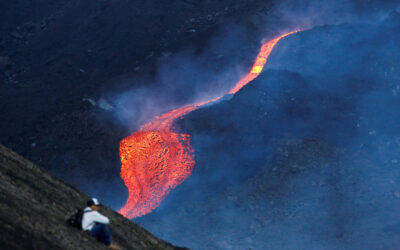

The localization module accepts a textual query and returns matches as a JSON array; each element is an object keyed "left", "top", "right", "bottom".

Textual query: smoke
[
  {"left": 110, "top": 22, "right": 258, "bottom": 132},
  {"left": 262, "top": 0, "right": 399, "bottom": 31}
]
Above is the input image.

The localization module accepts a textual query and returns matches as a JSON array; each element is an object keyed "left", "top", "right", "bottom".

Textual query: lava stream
[{"left": 119, "top": 31, "right": 298, "bottom": 219}]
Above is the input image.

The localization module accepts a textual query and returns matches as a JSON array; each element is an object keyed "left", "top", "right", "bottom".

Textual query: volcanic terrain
[{"left": 2, "top": 1, "right": 400, "bottom": 250}]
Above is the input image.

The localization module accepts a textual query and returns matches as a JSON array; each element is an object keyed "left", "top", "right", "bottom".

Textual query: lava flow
[{"left": 119, "top": 31, "right": 298, "bottom": 219}]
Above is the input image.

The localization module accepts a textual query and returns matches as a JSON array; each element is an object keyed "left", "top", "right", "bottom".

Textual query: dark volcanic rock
[
  {"left": 0, "top": 144, "right": 186, "bottom": 250},
  {"left": 137, "top": 138, "right": 345, "bottom": 249},
  {"left": 139, "top": 137, "right": 400, "bottom": 249}
]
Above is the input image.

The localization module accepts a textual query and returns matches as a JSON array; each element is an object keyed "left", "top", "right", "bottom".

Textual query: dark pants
[{"left": 90, "top": 223, "right": 111, "bottom": 246}]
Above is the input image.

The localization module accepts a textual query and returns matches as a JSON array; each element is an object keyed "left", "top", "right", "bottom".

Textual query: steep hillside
[{"left": 0, "top": 144, "right": 186, "bottom": 250}]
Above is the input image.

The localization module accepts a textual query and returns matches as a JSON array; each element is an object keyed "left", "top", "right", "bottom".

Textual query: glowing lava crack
[{"left": 119, "top": 31, "right": 298, "bottom": 219}]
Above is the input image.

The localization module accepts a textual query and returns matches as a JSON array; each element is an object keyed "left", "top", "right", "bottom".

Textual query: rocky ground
[{"left": 0, "top": 143, "right": 187, "bottom": 250}]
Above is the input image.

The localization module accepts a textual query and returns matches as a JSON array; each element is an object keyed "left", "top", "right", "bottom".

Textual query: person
[{"left": 81, "top": 198, "right": 119, "bottom": 249}]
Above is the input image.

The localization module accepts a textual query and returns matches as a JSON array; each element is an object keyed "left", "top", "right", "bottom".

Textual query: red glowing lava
[{"left": 119, "top": 31, "right": 298, "bottom": 218}]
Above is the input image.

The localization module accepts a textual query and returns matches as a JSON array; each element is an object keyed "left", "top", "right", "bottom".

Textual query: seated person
[{"left": 81, "top": 198, "right": 119, "bottom": 249}]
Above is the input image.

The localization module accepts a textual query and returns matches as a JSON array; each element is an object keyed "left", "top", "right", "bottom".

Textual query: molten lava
[{"left": 119, "top": 31, "right": 298, "bottom": 218}]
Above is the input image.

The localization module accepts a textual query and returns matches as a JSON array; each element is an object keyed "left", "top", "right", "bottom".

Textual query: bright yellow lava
[{"left": 251, "top": 66, "right": 263, "bottom": 74}]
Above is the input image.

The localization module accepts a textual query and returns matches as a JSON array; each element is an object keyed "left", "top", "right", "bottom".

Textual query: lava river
[{"left": 119, "top": 31, "right": 298, "bottom": 218}]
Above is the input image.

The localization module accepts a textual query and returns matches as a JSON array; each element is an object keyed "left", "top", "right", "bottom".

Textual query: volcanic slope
[
  {"left": 136, "top": 13, "right": 400, "bottom": 249},
  {"left": 0, "top": 144, "right": 186, "bottom": 250}
]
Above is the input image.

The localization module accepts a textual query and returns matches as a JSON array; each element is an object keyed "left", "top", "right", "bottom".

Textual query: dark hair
[
  {"left": 86, "top": 197, "right": 101, "bottom": 206},
  {"left": 87, "top": 199, "right": 95, "bottom": 206}
]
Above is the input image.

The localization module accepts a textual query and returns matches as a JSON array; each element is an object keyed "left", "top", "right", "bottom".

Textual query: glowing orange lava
[
  {"left": 229, "top": 31, "right": 298, "bottom": 94},
  {"left": 119, "top": 31, "right": 298, "bottom": 218}
]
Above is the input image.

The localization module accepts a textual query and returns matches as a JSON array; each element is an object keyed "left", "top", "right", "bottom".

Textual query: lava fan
[{"left": 119, "top": 31, "right": 298, "bottom": 219}]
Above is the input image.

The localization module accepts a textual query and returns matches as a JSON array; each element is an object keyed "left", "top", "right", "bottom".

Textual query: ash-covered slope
[
  {"left": 0, "top": 144, "right": 186, "bottom": 250},
  {"left": 136, "top": 13, "right": 400, "bottom": 249}
]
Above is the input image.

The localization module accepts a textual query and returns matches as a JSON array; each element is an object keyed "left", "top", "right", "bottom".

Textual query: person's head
[{"left": 87, "top": 198, "right": 101, "bottom": 211}]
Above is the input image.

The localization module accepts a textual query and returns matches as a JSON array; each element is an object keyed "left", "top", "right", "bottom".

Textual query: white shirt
[{"left": 81, "top": 207, "right": 110, "bottom": 231}]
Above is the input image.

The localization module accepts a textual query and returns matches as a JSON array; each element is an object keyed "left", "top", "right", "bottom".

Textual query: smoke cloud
[{"left": 110, "top": 22, "right": 259, "bottom": 132}]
